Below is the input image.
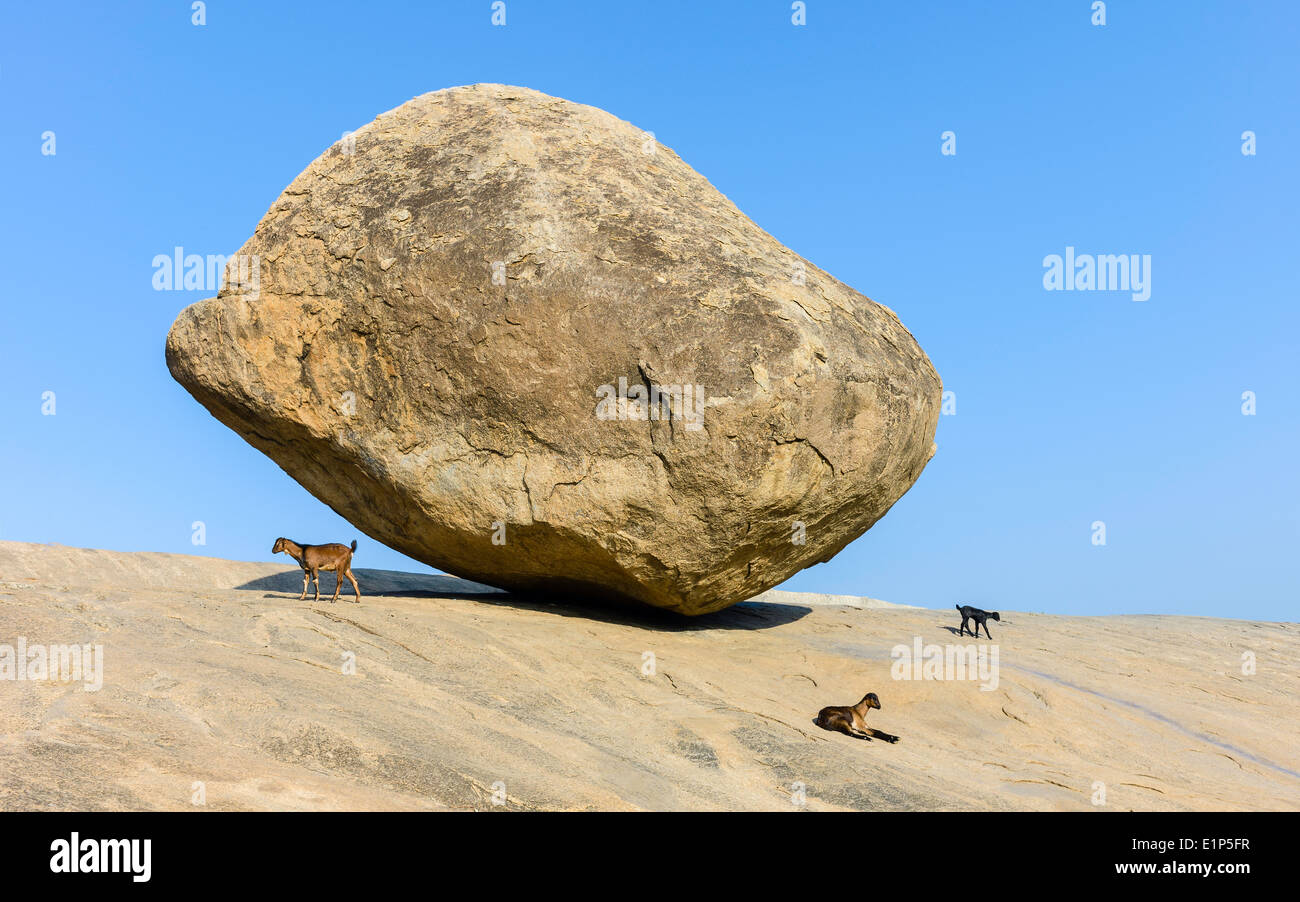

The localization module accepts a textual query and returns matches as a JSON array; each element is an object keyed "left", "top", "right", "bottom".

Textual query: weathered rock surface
[
  {"left": 4, "top": 542, "right": 1298, "bottom": 811},
  {"left": 166, "top": 84, "right": 941, "bottom": 614}
]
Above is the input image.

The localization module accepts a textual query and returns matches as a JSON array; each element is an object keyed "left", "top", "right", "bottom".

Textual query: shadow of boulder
[
  {"left": 236, "top": 567, "right": 810, "bottom": 631},
  {"left": 235, "top": 567, "right": 505, "bottom": 600}
]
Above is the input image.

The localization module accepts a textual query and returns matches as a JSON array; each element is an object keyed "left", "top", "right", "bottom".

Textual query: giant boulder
[{"left": 166, "top": 84, "right": 940, "bottom": 615}]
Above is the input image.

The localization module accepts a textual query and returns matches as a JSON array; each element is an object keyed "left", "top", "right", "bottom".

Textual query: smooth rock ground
[{"left": 2, "top": 542, "right": 1297, "bottom": 811}]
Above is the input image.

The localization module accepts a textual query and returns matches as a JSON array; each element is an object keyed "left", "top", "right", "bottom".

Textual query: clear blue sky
[{"left": 2, "top": 2, "right": 1296, "bottom": 619}]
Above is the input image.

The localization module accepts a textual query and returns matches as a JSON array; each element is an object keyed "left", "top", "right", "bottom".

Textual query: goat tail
[
  {"left": 955, "top": 604, "right": 962, "bottom": 613},
  {"left": 350, "top": 539, "right": 358, "bottom": 552}
]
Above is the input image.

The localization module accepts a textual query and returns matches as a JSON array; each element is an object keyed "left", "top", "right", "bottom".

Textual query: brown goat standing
[{"left": 272, "top": 538, "right": 361, "bottom": 603}]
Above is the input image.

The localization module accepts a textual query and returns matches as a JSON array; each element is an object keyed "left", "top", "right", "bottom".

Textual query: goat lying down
[
  {"left": 272, "top": 537, "right": 361, "bottom": 603},
  {"left": 813, "top": 692, "right": 900, "bottom": 743}
]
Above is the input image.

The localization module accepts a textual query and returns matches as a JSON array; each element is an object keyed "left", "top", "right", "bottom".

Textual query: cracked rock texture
[{"left": 165, "top": 84, "right": 941, "bottom": 615}]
